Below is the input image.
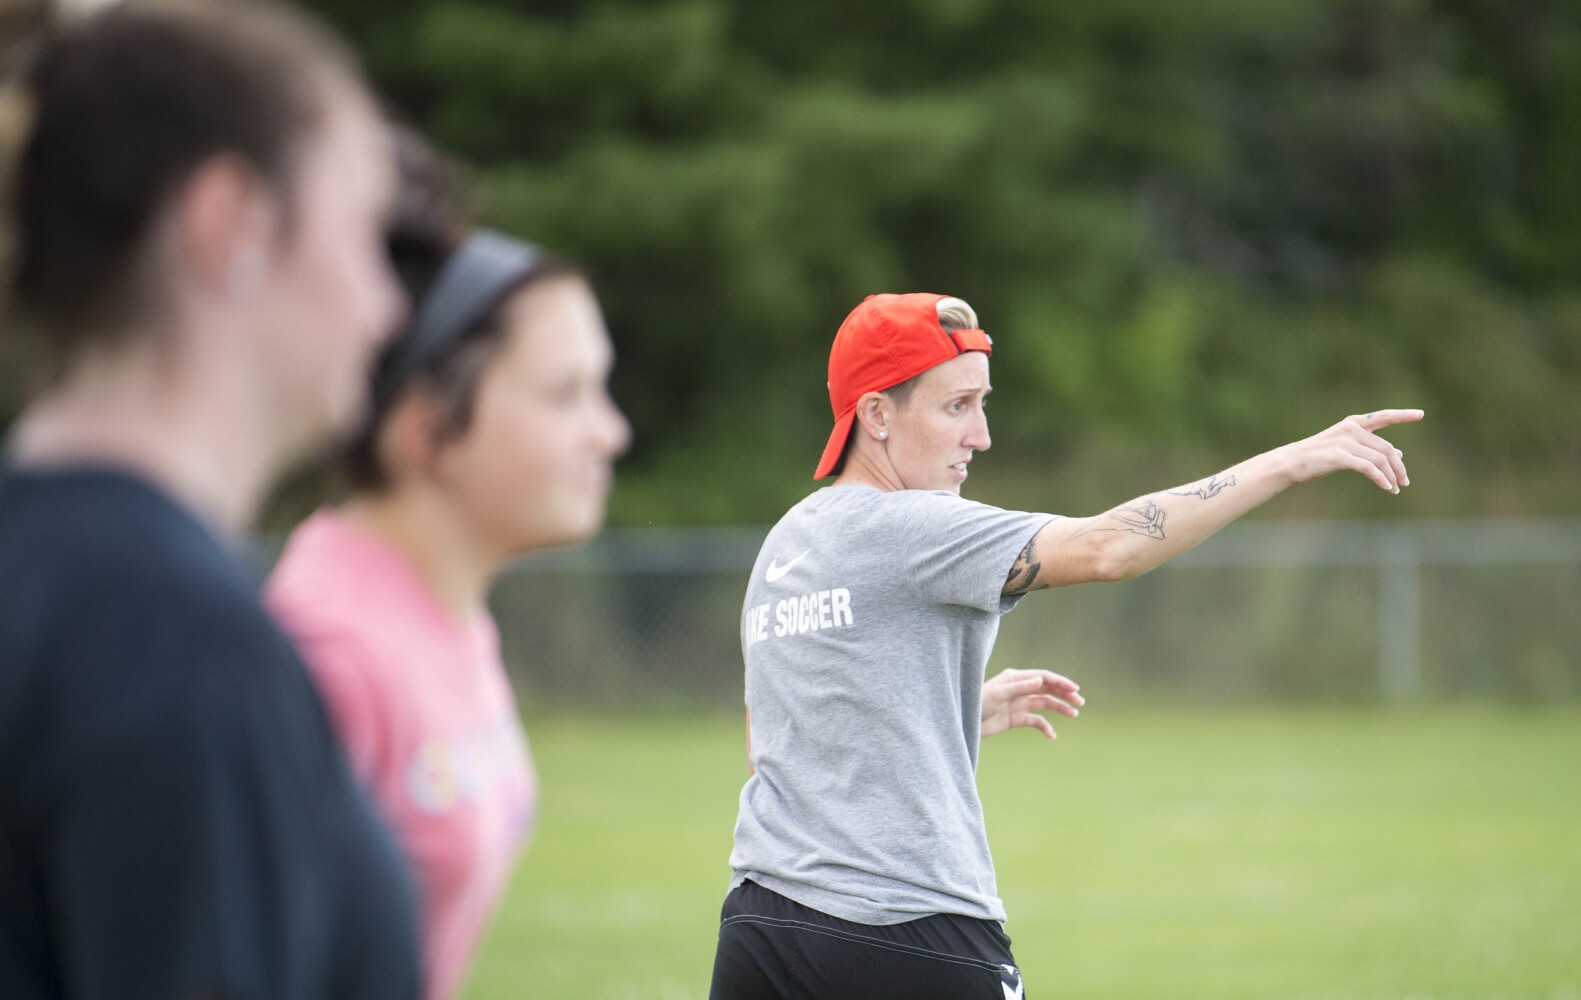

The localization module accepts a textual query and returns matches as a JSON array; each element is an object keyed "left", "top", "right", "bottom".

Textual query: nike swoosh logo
[{"left": 764, "top": 549, "right": 811, "bottom": 583}]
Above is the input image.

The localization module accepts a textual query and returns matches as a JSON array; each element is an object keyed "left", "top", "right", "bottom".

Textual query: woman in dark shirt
[{"left": 0, "top": 2, "right": 419, "bottom": 997}]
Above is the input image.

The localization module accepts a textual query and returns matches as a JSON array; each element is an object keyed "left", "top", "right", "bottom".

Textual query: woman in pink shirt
[{"left": 267, "top": 138, "right": 631, "bottom": 1000}]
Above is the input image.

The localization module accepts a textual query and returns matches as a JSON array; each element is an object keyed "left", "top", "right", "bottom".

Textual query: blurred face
[
  {"left": 884, "top": 351, "right": 992, "bottom": 494},
  {"left": 432, "top": 276, "right": 631, "bottom": 557},
  {"left": 257, "top": 89, "right": 403, "bottom": 449}
]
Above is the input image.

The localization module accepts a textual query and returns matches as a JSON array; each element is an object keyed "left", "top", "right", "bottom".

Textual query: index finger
[
  {"left": 1030, "top": 670, "right": 1084, "bottom": 704},
  {"left": 1357, "top": 409, "right": 1425, "bottom": 431}
]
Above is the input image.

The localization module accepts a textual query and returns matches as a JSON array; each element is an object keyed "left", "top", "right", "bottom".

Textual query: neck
[
  {"left": 341, "top": 489, "right": 497, "bottom": 625},
  {"left": 7, "top": 343, "right": 286, "bottom": 536},
  {"left": 833, "top": 446, "right": 904, "bottom": 493}
]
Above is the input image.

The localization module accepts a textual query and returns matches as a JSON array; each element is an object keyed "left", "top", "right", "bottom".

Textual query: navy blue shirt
[{"left": 0, "top": 467, "right": 420, "bottom": 1000}]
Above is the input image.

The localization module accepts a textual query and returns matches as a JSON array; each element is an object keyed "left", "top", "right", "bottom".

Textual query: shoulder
[
  {"left": 8, "top": 471, "right": 286, "bottom": 661},
  {"left": 267, "top": 508, "right": 369, "bottom": 606},
  {"left": 267, "top": 509, "right": 429, "bottom": 646},
  {"left": 880, "top": 489, "right": 1038, "bottom": 538},
  {"left": 895, "top": 488, "right": 1004, "bottom": 516},
  {"left": 790, "top": 485, "right": 980, "bottom": 528},
  {"left": 2, "top": 468, "right": 222, "bottom": 581},
  {"left": 13, "top": 572, "right": 327, "bottom": 819},
  {"left": 3, "top": 467, "right": 290, "bottom": 722},
  {"left": 267, "top": 513, "right": 427, "bottom": 684},
  {"left": 777, "top": 486, "right": 1037, "bottom": 550},
  {"left": 60, "top": 558, "right": 308, "bottom": 735},
  {"left": 12, "top": 472, "right": 321, "bottom": 718}
]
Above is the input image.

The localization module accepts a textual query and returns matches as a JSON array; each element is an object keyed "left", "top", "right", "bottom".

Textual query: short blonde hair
[{"left": 935, "top": 296, "right": 978, "bottom": 334}]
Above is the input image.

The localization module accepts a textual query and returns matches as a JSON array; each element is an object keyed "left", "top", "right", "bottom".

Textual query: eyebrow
[{"left": 949, "top": 385, "right": 992, "bottom": 396}]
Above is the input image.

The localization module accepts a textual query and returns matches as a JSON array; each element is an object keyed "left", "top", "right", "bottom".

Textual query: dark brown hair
[
  {"left": 3, "top": 0, "right": 360, "bottom": 354},
  {"left": 340, "top": 130, "right": 577, "bottom": 493}
]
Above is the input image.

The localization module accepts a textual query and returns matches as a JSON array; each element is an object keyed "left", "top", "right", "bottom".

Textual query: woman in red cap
[{"left": 710, "top": 292, "right": 1422, "bottom": 999}]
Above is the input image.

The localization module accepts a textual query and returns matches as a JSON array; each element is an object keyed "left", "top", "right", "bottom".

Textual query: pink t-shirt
[{"left": 267, "top": 510, "right": 535, "bottom": 1000}]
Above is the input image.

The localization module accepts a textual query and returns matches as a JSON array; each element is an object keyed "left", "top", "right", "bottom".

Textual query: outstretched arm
[{"left": 1002, "top": 409, "right": 1423, "bottom": 595}]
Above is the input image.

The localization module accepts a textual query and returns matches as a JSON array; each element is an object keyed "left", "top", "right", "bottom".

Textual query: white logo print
[
  {"left": 1000, "top": 965, "right": 1024, "bottom": 1000},
  {"left": 764, "top": 549, "right": 811, "bottom": 583}
]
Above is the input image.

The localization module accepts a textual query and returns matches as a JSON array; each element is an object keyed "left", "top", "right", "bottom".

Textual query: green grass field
[{"left": 462, "top": 709, "right": 1581, "bottom": 1000}]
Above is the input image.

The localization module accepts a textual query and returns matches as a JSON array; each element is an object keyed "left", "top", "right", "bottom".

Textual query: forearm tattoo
[
  {"left": 1073, "top": 498, "right": 1168, "bottom": 541},
  {"left": 1003, "top": 534, "right": 1045, "bottom": 596},
  {"left": 1067, "top": 473, "right": 1232, "bottom": 547},
  {"left": 1167, "top": 472, "right": 1237, "bottom": 500}
]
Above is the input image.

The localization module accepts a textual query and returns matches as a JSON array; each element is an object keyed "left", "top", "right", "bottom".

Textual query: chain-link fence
[{"left": 491, "top": 519, "right": 1581, "bottom": 709}]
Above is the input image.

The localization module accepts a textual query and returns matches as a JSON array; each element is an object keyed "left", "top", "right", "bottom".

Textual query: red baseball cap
[{"left": 814, "top": 292, "right": 994, "bottom": 479}]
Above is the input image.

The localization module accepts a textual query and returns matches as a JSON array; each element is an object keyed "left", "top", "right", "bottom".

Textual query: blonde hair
[{"left": 935, "top": 296, "right": 978, "bottom": 334}]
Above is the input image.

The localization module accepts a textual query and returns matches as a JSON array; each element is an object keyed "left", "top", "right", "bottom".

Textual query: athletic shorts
[{"left": 708, "top": 880, "right": 1025, "bottom": 999}]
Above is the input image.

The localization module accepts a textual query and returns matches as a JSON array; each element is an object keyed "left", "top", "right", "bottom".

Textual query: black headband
[{"left": 374, "top": 228, "right": 542, "bottom": 408}]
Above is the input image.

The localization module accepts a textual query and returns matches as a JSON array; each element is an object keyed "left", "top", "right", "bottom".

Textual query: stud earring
[{"left": 879, "top": 431, "right": 887, "bottom": 440}]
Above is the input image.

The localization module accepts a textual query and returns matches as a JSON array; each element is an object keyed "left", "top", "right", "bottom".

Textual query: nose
[
  {"left": 964, "top": 407, "right": 991, "bottom": 452},
  {"left": 600, "top": 392, "right": 632, "bottom": 458}
]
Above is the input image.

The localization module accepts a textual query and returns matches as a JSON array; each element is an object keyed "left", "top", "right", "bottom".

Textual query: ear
[
  {"left": 172, "top": 153, "right": 277, "bottom": 299},
  {"left": 380, "top": 392, "right": 450, "bottom": 483},
  {"left": 852, "top": 391, "right": 892, "bottom": 442}
]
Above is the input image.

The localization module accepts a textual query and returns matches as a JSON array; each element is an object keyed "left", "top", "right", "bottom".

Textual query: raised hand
[{"left": 1280, "top": 409, "right": 1424, "bottom": 494}]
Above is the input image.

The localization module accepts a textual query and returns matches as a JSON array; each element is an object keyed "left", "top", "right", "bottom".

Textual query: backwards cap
[{"left": 813, "top": 292, "right": 993, "bottom": 479}]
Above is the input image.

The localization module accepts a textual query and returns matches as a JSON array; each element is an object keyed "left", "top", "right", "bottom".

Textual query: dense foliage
[{"left": 26, "top": 1, "right": 1581, "bottom": 522}]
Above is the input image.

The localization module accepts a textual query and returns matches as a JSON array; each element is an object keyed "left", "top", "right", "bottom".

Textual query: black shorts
[{"left": 708, "top": 880, "right": 1025, "bottom": 1000}]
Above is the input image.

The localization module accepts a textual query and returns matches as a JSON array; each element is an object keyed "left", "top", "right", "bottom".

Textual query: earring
[{"left": 878, "top": 431, "right": 887, "bottom": 440}]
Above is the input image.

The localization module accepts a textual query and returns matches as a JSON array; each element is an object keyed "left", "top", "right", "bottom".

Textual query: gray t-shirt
[{"left": 729, "top": 484, "right": 1056, "bottom": 925}]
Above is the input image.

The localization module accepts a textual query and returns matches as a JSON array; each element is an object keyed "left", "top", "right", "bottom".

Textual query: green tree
[{"left": 17, "top": 0, "right": 1575, "bottom": 524}]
